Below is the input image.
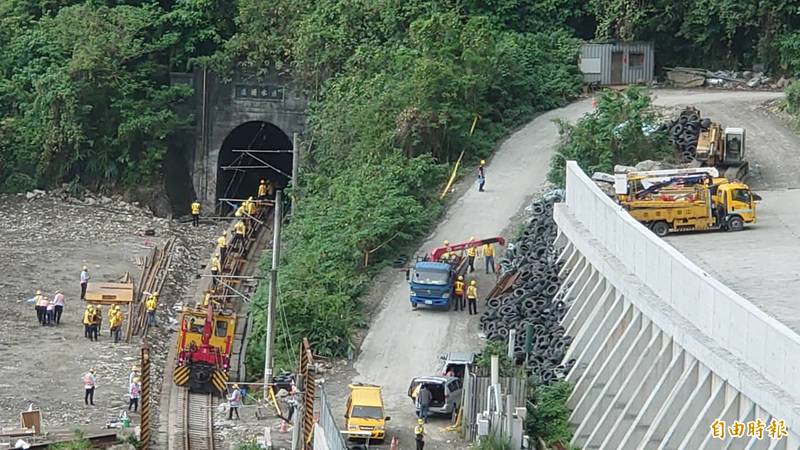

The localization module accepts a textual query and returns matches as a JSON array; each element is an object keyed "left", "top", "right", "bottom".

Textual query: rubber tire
[
  {"left": 651, "top": 221, "right": 669, "bottom": 237},
  {"left": 727, "top": 216, "right": 744, "bottom": 232}
]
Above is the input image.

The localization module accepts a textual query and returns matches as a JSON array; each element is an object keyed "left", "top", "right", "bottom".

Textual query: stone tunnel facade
[{"left": 172, "top": 69, "right": 308, "bottom": 210}]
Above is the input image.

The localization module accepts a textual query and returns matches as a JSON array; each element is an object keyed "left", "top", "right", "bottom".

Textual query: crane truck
[
  {"left": 614, "top": 167, "right": 759, "bottom": 237},
  {"left": 406, "top": 237, "right": 505, "bottom": 309}
]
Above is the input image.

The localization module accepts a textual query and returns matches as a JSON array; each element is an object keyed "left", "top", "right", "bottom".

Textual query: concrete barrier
[{"left": 556, "top": 161, "right": 800, "bottom": 448}]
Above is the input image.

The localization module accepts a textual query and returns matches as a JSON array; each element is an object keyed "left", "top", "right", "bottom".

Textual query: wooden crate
[{"left": 84, "top": 282, "right": 134, "bottom": 306}]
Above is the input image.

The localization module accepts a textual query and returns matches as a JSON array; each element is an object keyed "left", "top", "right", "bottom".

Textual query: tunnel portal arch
[{"left": 215, "top": 121, "right": 293, "bottom": 202}]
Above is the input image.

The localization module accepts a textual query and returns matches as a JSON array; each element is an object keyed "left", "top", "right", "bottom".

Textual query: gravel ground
[{"left": 0, "top": 192, "right": 220, "bottom": 434}]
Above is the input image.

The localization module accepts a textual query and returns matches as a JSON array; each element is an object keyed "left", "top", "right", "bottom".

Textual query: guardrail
[{"left": 562, "top": 160, "right": 800, "bottom": 431}]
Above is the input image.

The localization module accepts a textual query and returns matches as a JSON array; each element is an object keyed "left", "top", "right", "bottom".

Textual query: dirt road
[{"left": 326, "top": 89, "right": 788, "bottom": 449}]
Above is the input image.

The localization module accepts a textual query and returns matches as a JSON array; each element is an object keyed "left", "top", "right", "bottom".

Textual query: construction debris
[{"left": 665, "top": 67, "right": 793, "bottom": 91}]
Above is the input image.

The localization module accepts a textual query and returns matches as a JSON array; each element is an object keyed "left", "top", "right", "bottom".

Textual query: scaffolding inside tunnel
[{"left": 216, "top": 121, "right": 294, "bottom": 214}]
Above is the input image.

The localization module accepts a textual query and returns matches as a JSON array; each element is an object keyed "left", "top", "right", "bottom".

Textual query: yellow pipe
[{"left": 440, "top": 151, "right": 465, "bottom": 199}]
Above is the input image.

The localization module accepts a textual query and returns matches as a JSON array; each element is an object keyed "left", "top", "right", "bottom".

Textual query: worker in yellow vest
[
  {"left": 466, "top": 280, "right": 478, "bottom": 315},
  {"left": 245, "top": 196, "right": 256, "bottom": 215},
  {"left": 217, "top": 232, "right": 228, "bottom": 268},
  {"left": 483, "top": 242, "right": 496, "bottom": 274},
  {"left": 466, "top": 236, "right": 477, "bottom": 273},
  {"left": 145, "top": 292, "right": 158, "bottom": 327},
  {"left": 258, "top": 179, "right": 270, "bottom": 200},
  {"left": 191, "top": 199, "right": 201, "bottom": 227},
  {"left": 109, "top": 305, "right": 123, "bottom": 343},
  {"left": 83, "top": 305, "right": 94, "bottom": 339},
  {"left": 210, "top": 255, "right": 221, "bottom": 288},
  {"left": 233, "top": 220, "right": 246, "bottom": 250},
  {"left": 453, "top": 276, "right": 465, "bottom": 312},
  {"left": 441, "top": 240, "right": 452, "bottom": 261}
]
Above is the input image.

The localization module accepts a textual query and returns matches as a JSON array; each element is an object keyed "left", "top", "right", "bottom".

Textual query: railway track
[{"left": 175, "top": 388, "right": 216, "bottom": 450}]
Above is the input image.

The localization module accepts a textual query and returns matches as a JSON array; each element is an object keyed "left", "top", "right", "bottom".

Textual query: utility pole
[
  {"left": 291, "top": 132, "right": 300, "bottom": 215},
  {"left": 264, "top": 189, "right": 283, "bottom": 399}
]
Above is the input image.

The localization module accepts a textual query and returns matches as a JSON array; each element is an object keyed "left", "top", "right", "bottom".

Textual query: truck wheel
[
  {"left": 651, "top": 221, "right": 669, "bottom": 237},
  {"left": 412, "top": 302, "right": 418, "bottom": 309},
  {"left": 727, "top": 216, "right": 744, "bottom": 232}
]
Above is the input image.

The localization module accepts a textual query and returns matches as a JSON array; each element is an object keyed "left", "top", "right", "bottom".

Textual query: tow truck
[{"left": 614, "top": 167, "right": 760, "bottom": 237}]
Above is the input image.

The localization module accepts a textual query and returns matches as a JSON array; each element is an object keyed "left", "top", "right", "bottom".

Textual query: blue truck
[
  {"left": 408, "top": 261, "right": 459, "bottom": 309},
  {"left": 406, "top": 236, "right": 505, "bottom": 310}
]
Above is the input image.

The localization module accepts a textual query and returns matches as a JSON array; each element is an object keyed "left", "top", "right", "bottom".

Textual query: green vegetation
[
  {"left": 526, "top": 380, "right": 574, "bottom": 445},
  {"left": 472, "top": 431, "right": 513, "bottom": 450},
  {"left": 548, "top": 86, "right": 672, "bottom": 186},
  {"left": 785, "top": 82, "right": 800, "bottom": 116},
  {"left": 242, "top": 1, "right": 584, "bottom": 371}
]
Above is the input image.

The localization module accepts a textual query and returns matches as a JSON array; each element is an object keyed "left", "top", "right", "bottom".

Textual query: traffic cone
[
  {"left": 390, "top": 436, "right": 399, "bottom": 450},
  {"left": 279, "top": 418, "right": 290, "bottom": 433},
  {"left": 592, "top": 97, "right": 597, "bottom": 109}
]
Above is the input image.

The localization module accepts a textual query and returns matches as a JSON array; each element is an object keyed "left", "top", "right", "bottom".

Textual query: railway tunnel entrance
[{"left": 216, "top": 121, "right": 293, "bottom": 205}]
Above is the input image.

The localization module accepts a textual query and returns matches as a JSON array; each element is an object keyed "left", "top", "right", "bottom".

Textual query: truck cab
[
  {"left": 409, "top": 261, "right": 453, "bottom": 309},
  {"left": 713, "top": 181, "right": 758, "bottom": 230}
]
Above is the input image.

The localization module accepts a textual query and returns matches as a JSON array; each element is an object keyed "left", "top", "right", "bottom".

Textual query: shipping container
[{"left": 579, "top": 42, "right": 655, "bottom": 86}]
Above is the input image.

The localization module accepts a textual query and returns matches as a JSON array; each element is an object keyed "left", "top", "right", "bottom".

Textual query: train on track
[
  {"left": 172, "top": 193, "right": 274, "bottom": 395},
  {"left": 173, "top": 303, "right": 236, "bottom": 394}
]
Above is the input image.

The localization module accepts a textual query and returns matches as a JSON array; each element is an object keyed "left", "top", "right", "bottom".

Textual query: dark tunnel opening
[{"left": 216, "top": 121, "right": 293, "bottom": 206}]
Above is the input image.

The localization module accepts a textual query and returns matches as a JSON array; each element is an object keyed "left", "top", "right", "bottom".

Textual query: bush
[
  {"left": 526, "top": 380, "right": 574, "bottom": 445},
  {"left": 548, "top": 86, "right": 673, "bottom": 186},
  {"left": 785, "top": 81, "right": 800, "bottom": 116},
  {"left": 472, "top": 431, "right": 512, "bottom": 450}
]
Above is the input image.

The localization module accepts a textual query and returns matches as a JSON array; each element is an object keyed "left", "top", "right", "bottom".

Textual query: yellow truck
[
  {"left": 343, "top": 383, "right": 390, "bottom": 441},
  {"left": 614, "top": 168, "right": 759, "bottom": 237}
]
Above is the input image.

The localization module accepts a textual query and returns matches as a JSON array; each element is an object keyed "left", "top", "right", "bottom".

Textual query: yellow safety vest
[
  {"left": 211, "top": 258, "right": 221, "bottom": 271},
  {"left": 235, "top": 221, "right": 246, "bottom": 236},
  {"left": 467, "top": 285, "right": 478, "bottom": 299},
  {"left": 191, "top": 202, "right": 201, "bottom": 214},
  {"left": 217, "top": 235, "right": 227, "bottom": 248},
  {"left": 467, "top": 246, "right": 477, "bottom": 257},
  {"left": 146, "top": 297, "right": 157, "bottom": 311},
  {"left": 454, "top": 281, "right": 465, "bottom": 295},
  {"left": 246, "top": 201, "right": 256, "bottom": 215},
  {"left": 258, "top": 183, "right": 268, "bottom": 196},
  {"left": 483, "top": 244, "right": 494, "bottom": 257}
]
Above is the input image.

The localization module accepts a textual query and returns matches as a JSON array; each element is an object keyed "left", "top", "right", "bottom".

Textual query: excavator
[
  {"left": 695, "top": 123, "right": 748, "bottom": 180},
  {"left": 615, "top": 167, "right": 759, "bottom": 237}
]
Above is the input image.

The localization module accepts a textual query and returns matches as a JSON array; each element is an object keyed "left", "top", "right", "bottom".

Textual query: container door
[{"left": 611, "top": 52, "right": 624, "bottom": 85}]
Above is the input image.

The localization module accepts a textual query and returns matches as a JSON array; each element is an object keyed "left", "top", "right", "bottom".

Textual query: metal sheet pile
[{"left": 481, "top": 191, "right": 575, "bottom": 384}]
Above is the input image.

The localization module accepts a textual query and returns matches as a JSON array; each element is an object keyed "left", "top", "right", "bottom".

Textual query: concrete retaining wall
[{"left": 554, "top": 161, "right": 800, "bottom": 449}]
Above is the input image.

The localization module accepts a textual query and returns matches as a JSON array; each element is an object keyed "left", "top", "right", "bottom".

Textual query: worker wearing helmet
[
  {"left": 83, "top": 368, "right": 97, "bottom": 406},
  {"left": 110, "top": 305, "right": 123, "bottom": 343},
  {"left": 80, "top": 266, "right": 90, "bottom": 300},
  {"left": 145, "top": 292, "right": 158, "bottom": 327},
  {"left": 466, "top": 236, "right": 477, "bottom": 273},
  {"left": 83, "top": 305, "right": 94, "bottom": 339},
  {"left": 246, "top": 196, "right": 256, "bottom": 216},
  {"left": 258, "top": 179, "right": 269, "bottom": 200},
  {"left": 217, "top": 232, "right": 228, "bottom": 268},
  {"left": 441, "top": 240, "right": 452, "bottom": 261},
  {"left": 228, "top": 384, "right": 242, "bottom": 420},
  {"left": 210, "top": 254, "right": 221, "bottom": 288},
  {"left": 129, "top": 377, "right": 141, "bottom": 412},
  {"left": 33, "top": 290, "right": 45, "bottom": 325},
  {"left": 466, "top": 280, "right": 479, "bottom": 315},
  {"left": 478, "top": 160, "right": 486, "bottom": 192},
  {"left": 415, "top": 418, "right": 426, "bottom": 450},
  {"left": 190, "top": 199, "right": 201, "bottom": 227},
  {"left": 233, "top": 220, "right": 246, "bottom": 250},
  {"left": 90, "top": 305, "right": 103, "bottom": 341},
  {"left": 453, "top": 276, "right": 465, "bottom": 312}
]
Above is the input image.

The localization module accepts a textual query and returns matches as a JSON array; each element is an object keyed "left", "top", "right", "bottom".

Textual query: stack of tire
[
  {"left": 663, "top": 107, "right": 712, "bottom": 163},
  {"left": 480, "top": 191, "right": 575, "bottom": 385}
]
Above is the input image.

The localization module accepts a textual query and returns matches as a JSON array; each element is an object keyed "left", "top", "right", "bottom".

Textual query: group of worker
[
  {"left": 81, "top": 300, "right": 133, "bottom": 342},
  {"left": 32, "top": 289, "right": 66, "bottom": 326},
  {"left": 440, "top": 237, "right": 499, "bottom": 315}
]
